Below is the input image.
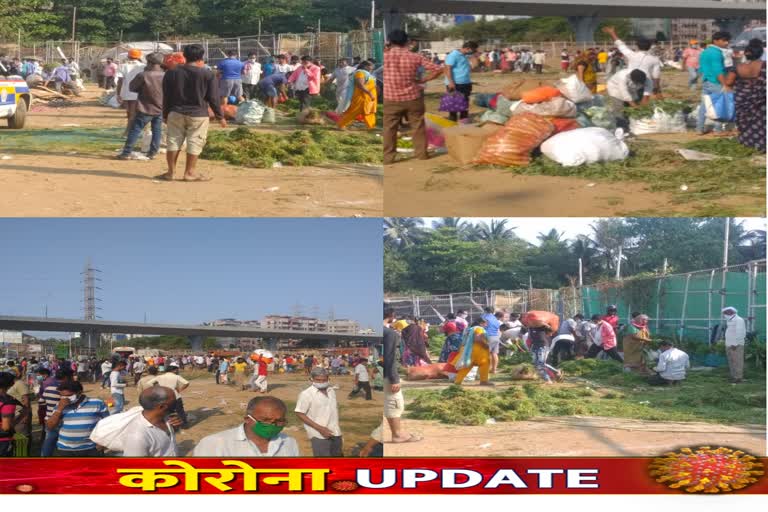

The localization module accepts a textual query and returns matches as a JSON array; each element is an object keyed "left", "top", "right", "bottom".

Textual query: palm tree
[
  {"left": 383, "top": 218, "right": 424, "bottom": 250},
  {"left": 478, "top": 219, "right": 516, "bottom": 241},
  {"left": 736, "top": 228, "right": 767, "bottom": 262},
  {"left": 537, "top": 228, "right": 564, "bottom": 245},
  {"left": 462, "top": 222, "right": 485, "bottom": 241},
  {"left": 431, "top": 217, "right": 465, "bottom": 230}
]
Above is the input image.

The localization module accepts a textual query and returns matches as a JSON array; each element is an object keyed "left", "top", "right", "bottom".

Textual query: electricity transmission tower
[{"left": 80, "top": 259, "right": 102, "bottom": 349}]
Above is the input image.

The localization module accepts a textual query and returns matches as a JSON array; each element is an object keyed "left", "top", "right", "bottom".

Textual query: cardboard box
[{"left": 443, "top": 124, "right": 504, "bottom": 165}]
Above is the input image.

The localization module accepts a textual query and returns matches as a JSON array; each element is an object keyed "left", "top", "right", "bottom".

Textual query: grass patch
[
  {"left": 406, "top": 358, "right": 765, "bottom": 426},
  {"left": 201, "top": 127, "right": 382, "bottom": 168},
  {"left": 0, "top": 127, "right": 123, "bottom": 154},
  {"left": 683, "top": 138, "right": 762, "bottom": 158}
]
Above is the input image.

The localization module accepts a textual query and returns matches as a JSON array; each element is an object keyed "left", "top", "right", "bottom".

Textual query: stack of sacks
[
  {"left": 480, "top": 94, "right": 518, "bottom": 125},
  {"left": 510, "top": 86, "right": 577, "bottom": 118},
  {"left": 472, "top": 113, "right": 555, "bottom": 166}
]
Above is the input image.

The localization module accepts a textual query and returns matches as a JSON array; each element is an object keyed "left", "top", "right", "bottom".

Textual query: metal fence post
[
  {"left": 679, "top": 273, "right": 692, "bottom": 341},
  {"left": 707, "top": 269, "right": 716, "bottom": 342}
]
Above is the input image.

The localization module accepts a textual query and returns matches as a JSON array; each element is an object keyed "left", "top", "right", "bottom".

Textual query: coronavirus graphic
[{"left": 649, "top": 446, "right": 764, "bottom": 493}]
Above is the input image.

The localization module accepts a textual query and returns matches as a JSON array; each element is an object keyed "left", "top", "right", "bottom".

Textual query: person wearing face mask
[
  {"left": 192, "top": 396, "right": 299, "bottom": 456},
  {"left": 294, "top": 367, "right": 343, "bottom": 456},
  {"left": 46, "top": 380, "right": 108, "bottom": 457},
  {"left": 722, "top": 307, "right": 747, "bottom": 383},
  {"left": 241, "top": 53, "right": 262, "bottom": 101},
  {"left": 121, "top": 386, "right": 181, "bottom": 457}
]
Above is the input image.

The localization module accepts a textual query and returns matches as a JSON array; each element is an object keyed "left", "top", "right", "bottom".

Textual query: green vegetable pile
[
  {"left": 201, "top": 127, "right": 383, "bottom": 168},
  {"left": 683, "top": 138, "right": 762, "bottom": 158},
  {"left": 625, "top": 100, "right": 691, "bottom": 119}
]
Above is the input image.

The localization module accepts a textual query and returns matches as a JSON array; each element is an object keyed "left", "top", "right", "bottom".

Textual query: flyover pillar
[
  {"left": 189, "top": 335, "right": 203, "bottom": 352},
  {"left": 715, "top": 17, "right": 749, "bottom": 38},
  {"left": 383, "top": 7, "right": 404, "bottom": 36},
  {"left": 264, "top": 338, "right": 278, "bottom": 352},
  {"left": 567, "top": 16, "right": 601, "bottom": 43}
]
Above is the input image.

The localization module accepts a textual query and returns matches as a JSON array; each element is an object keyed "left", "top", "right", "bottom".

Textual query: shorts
[
  {"left": 260, "top": 83, "right": 278, "bottom": 97},
  {"left": 383, "top": 380, "right": 404, "bottom": 419},
  {"left": 487, "top": 335, "right": 501, "bottom": 355},
  {"left": 166, "top": 112, "right": 210, "bottom": 156},
  {"left": 220, "top": 79, "right": 243, "bottom": 98}
]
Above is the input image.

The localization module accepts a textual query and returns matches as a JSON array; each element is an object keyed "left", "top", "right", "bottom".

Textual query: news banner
[{"left": 0, "top": 448, "right": 766, "bottom": 494}]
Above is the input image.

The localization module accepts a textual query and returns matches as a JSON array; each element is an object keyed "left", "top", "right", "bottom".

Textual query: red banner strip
[{"left": 0, "top": 457, "right": 766, "bottom": 494}]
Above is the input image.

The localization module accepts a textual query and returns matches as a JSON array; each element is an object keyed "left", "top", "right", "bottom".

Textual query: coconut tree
[{"left": 383, "top": 217, "right": 424, "bottom": 250}]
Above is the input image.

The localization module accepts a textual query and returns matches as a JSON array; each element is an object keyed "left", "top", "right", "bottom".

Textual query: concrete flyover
[
  {"left": 0, "top": 315, "right": 381, "bottom": 352},
  {"left": 382, "top": 0, "right": 767, "bottom": 41}
]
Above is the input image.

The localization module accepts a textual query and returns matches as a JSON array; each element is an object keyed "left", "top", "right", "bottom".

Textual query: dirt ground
[
  {"left": 0, "top": 88, "right": 383, "bottom": 217},
  {"left": 384, "top": 68, "right": 765, "bottom": 217},
  {"left": 30, "top": 369, "right": 383, "bottom": 457}
]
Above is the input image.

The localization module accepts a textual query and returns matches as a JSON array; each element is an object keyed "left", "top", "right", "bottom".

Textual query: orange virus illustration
[{"left": 649, "top": 446, "right": 764, "bottom": 493}]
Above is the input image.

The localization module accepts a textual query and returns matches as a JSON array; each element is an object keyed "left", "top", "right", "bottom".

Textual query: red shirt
[
  {"left": 384, "top": 46, "right": 442, "bottom": 102},
  {"left": 257, "top": 360, "right": 268, "bottom": 376},
  {"left": 603, "top": 314, "right": 619, "bottom": 331}
]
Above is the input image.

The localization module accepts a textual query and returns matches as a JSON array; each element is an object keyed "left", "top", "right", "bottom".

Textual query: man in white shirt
[
  {"left": 533, "top": 50, "right": 546, "bottom": 74},
  {"left": 121, "top": 386, "right": 181, "bottom": 456},
  {"left": 349, "top": 358, "right": 372, "bottom": 400},
  {"left": 147, "top": 363, "right": 190, "bottom": 426},
  {"left": 241, "top": 53, "right": 262, "bottom": 100},
  {"left": 649, "top": 341, "right": 689, "bottom": 385},
  {"left": 294, "top": 367, "right": 343, "bottom": 456},
  {"left": 132, "top": 358, "right": 146, "bottom": 386},
  {"left": 192, "top": 396, "right": 300, "bottom": 457},
  {"left": 275, "top": 54, "right": 292, "bottom": 75},
  {"left": 602, "top": 26, "right": 662, "bottom": 95},
  {"left": 723, "top": 306, "right": 747, "bottom": 383},
  {"left": 328, "top": 58, "right": 356, "bottom": 114},
  {"left": 100, "top": 359, "right": 112, "bottom": 388},
  {"left": 109, "top": 360, "right": 127, "bottom": 413},
  {"left": 116, "top": 49, "right": 146, "bottom": 135}
]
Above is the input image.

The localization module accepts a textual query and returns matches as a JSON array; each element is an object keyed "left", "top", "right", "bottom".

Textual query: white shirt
[
  {"left": 242, "top": 60, "right": 262, "bottom": 84},
  {"left": 147, "top": 372, "right": 189, "bottom": 399},
  {"left": 354, "top": 363, "right": 369, "bottom": 382},
  {"left": 295, "top": 385, "right": 341, "bottom": 439},
  {"left": 501, "top": 320, "right": 523, "bottom": 342},
  {"left": 101, "top": 361, "right": 112, "bottom": 374},
  {"left": 276, "top": 63, "right": 292, "bottom": 74},
  {"left": 121, "top": 414, "right": 178, "bottom": 457},
  {"left": 192, "top": 425, "right": 300, "bottom": 457},
  {"left": 655, "top": 348, "right": 690, "bottom": 381},
  {"left": 607, "top": 68, "right": 654, "bottom": 103},
  {"left": 614, "top": 39, "right": 662, "bottom": 80},
  {"left": 118, "top": 61, "right": 145, "bottom": 101},
  {"left": 533, "top": 52, "right": 546, "bottom": 65},
  {"left": 332, "top": 65, "right": 356, "bottom": 92},
  {"left": 724, "top": 314, "right": 747, "bottom": 346},
  {"left": 133, "top": 361, "right": 145, "bottom": 373},
  {"left": 294, "top": 68, "right": 309, "bottom": 91},
  {"left": 110, "top": 370, "right": 126, "bottom": 395}
]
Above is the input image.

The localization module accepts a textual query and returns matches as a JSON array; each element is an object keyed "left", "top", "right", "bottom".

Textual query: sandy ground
[
  {"left": 0, "top": 89, "right": 383, "bottom": 217},
  {"left": 385, "top": 416, "right": 766, "bottom": 457},
  {"left": 384, "top": 69, "right": 765, "bottom": 217},
  {"left": 29, "top": 369, "right": 383, "bottom": 457}
]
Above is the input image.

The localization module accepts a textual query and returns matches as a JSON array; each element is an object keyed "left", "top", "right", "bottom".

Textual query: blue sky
[{"left": 0, "top": 219, "right": 382, "bottom": 333}]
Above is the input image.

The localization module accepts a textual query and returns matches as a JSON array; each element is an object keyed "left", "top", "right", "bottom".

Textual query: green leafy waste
[
  {"left": 683, "top": 137, "right": 762, "bottom": 158},
  {"left": 625, "top": 99, "right": 692, "bottom": 119},
  {"left": 201, "top": 127, "right": 383, "bottom": 168}
]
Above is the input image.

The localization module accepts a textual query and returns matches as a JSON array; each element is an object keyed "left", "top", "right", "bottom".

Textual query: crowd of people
[
  {"left": 0, "top": 348, "right": 384, "bottom": 458},
  {"left": 382, "top": 302, "right": 750, "bottom": 389},
  {"left": 0, "top": 54, "right": 82, "bottom": 93}
]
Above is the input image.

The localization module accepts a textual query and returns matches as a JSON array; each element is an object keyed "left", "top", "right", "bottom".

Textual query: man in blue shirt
[
  {"left": 258, "top": 73, "right": 288, "bottom": 108},
  {"left": 697, "top": 31, "right": 732, "bottom": 134},
  {"left": 444, "top": 41, "right": 479, "bottom": 122},
  {"left": 481, "top": 307, "right": 503, "bottom": 374},
  {"left": 46, "top": 380, "right": 109, "bottom": 457},
  {"left": 217, "top": 50, "right": 245, "bottom": 105}
]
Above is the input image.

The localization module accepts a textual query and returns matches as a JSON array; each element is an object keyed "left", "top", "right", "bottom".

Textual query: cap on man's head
[
  {"left": 722, "top": 307, "right": 737, "bottom": 314},
  {"left": 128, "top": 49, "right": 142, "bottom": 60}
]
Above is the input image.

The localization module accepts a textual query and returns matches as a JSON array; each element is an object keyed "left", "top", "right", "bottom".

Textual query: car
[
  {"left": 732, "top": 26, "right": 766, "bottom": 51},
  {"left": 0, "top": 75, "right": 32, "bottom": 129}
]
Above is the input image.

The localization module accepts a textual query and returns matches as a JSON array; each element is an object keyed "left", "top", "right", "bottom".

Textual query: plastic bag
[
  {"left": 512, "top": 96, "right": 577, "bottom": 118},
  {"left": 472, "top": 113, "right": 555, "bottom": 167},
  {"left": 235, "top": 100, "right": 265, "bottom": 125},
  {"left": 556, "top": 74, "right": 593, "bottom": 104},
  {"left": 439, "top": 92, "right": 469, "bottom": 113},
  {"left": 703, "top": 92, "right": 735, "bottom": 122},
  {"left": 521, "top": 311, "right": 560, "bottom": 333},
  {"left": 585, "top": 106, "right": 617, "bottom": 130},
  {"left": 540, "top": 127, "right": 629, "bottom": 167},
  {"left": 474, "top": 93, "right": 496, "bottom": 108},
  {"left": 495, "top": 95, "right": 518, "bottom": 115},
  {"left": 629, "top": 107, "right": 687, "bottom": 135},
  {"left": 89, "top": 406, "right": 143, "bottom": 452},
  {"left": 262, "top": 107, "right": 276, "bottom": 124},
  {"left": 480, "top": 110, "right": 510, "bottom": 125},
  {"left": 521, "top": 86, "right": 561, "bottom": 104}
]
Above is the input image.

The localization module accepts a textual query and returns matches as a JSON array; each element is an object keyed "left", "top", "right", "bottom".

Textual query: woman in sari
[
  {"left": 574, "top": 49, "right": 598, "bottom": 93},
  {"left": 623, "top": 313, "right": 651, "bottom": 373},
  {"left": 439, "top": 319, "right": 463, "bottom": 363},
  {"left": 451, "top": 318, "right": 493, "bottom": 386},
  {"left": 725, "top": 39, "right": 766, "bottom": 153},
  {"left": 401, "top": 318, "right": 432, "bottom": 367},
  {"left": 337, "top": 61, "right": 377, "bottom": 130}
]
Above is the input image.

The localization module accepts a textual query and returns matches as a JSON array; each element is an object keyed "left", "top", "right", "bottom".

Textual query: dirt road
[
  {"left": 0, "top": 89, "right": 383, "bottom": 217},
  {"left": 385, "top": 416, "right": 766, "bottom": 457},
  {"left": 384, "top": 69, "right": 765, "bottom": 217}
]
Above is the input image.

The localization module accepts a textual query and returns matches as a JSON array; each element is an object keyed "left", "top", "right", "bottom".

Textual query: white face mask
[
  {"left": 66, "top": 394, "right": 79, "bottom": 404},
  {"left": 313, "top": 382, "right": 330, "bottom": 390}
]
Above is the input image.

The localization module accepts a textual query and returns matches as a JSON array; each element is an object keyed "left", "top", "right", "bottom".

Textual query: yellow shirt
[
  {"left": 598, "top": 52, "right": 609, "bottom": 64},
  {"left": 233, "top": 362, "right": 248, "bottom": 373},
  {"left": 392, "top": 320, "right": 409, "bottom": 331}
]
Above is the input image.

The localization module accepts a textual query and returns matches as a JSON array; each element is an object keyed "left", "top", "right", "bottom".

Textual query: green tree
[
  {"left": 477, "top": 219, "right": 516, "bottom": 242},
  {"left": 384, "top": 217, "right": 424, "bottom": 250},
  {"left": 384, "top": 245, "right": 412, "bottom": 293}
]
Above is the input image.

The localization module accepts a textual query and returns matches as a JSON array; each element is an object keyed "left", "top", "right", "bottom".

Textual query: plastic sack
[
  {"left": 489, "top": 93, "right": 500, "bottom": 110},
  {"left": 425, "top": 113, "right": 457, "bottom": 148},
  {"left": 474, "top": 93, "right": 496, "bottom": 108},
  {"left": 89, "top": 406, "right": 143, "bottom": 452},
  {"left": 512, "top": 96, "right": 577, "bottom": 118},
  {"left": 575, "top": 113, "right": 593, "bottom": 127},
  {"left": 541, "top": 127, "right": 629, "bottom": 167},
  {"left": 549, "top": 118, "right": 581, "bottom": 134},
  {"left": 584, "top": 106, "right": 616, "bottom": 130},
  {"left": 521, "top": 86, "right": 562, "bottom": 104},
  {"left": 556, "top": 74, "right": 593, "bottom": 104},
  {"left": 222, "top": 104, "right": 238, "bottom": 120},
  {"left": 521, "top": 311, "right": 560, "bottom": 333},
  {"left": 704, "top": 92, "right": 735, "bottom": 122},
  {"left": 495, "top": 95, "right": 518, "bottom": 115},
  {"left": 480, "top": 109, "right": 510, "bottom": 125},
  {"left": 235, "top": 100, "right": 264, "bottom": 125},
  {"left": 262, "top": 107, "right": 276, "bottom": 124},
  {"left": 472, "top": 113, "right": 555, "bottom": 167},
  {"left": 439, "top": 92, "right": 469, "bottom": 113},
  {"left": 629, "top": 108, "right": 686, "bottom": 135}
]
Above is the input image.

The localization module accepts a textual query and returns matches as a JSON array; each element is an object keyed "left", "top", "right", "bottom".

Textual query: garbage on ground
[
  {"left": 472, "top": 113, "right": 555, "bottom": 167},
  {"left": 235, "top": 100, "right": 265, "bottom": 125},
  {"left": 676, "top": 148, "right": 730, "bottom": 161},
  {"left": 629, "top": 107, "right": 687, "bottom": 135},
  {"left": 540, "top": 127, "right": 629, "bottom": 167}
]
